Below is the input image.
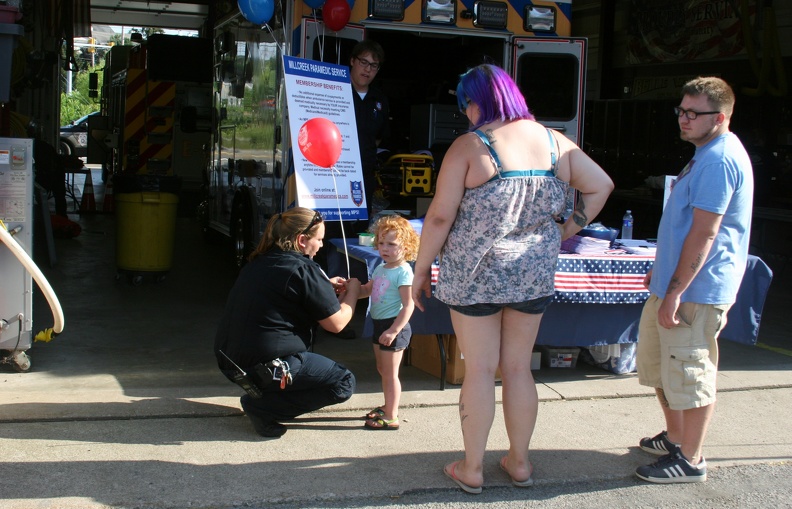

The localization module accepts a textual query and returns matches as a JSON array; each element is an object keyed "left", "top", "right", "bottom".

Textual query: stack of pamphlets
[
  {"left": 613, "top": 239, "right": 657, "bottom": 255},
  {"left": 561, "top": 235, "right": 612, "bottom": 255}
]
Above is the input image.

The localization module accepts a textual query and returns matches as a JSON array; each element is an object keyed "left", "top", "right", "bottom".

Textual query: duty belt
[{"left": 254, "top": 358, "right": 293, "bottom": 390}]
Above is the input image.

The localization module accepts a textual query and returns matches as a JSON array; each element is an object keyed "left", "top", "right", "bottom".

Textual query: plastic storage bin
[
  {"left": 540, "top": 346, "right": 580, "bottom": 368},
  {"left": 115, "top": 175, "right": 180, "bottom": 284},
  {"left": 579, "top": 343, "right": 637, "bottom": 374}
]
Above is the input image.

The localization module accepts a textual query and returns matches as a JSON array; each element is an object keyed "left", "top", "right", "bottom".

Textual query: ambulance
[
  {"left": 200, "top": 0, "right": 586, "bottom": 265},
  {"left": 94, "top": 35, "right": 213, "bottom": 205}
]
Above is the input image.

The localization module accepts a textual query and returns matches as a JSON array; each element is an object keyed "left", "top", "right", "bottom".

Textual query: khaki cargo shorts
[{"left": 636, "top": 294, "right": 731, "bottom": 410}]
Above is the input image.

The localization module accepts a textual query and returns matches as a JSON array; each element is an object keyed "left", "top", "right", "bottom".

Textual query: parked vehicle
[
  {"left": 94, "top": 36, "right": 213, "bottom": 204},
  {"left": 59, "top": 111, "right": 99, "bottom": 157}
]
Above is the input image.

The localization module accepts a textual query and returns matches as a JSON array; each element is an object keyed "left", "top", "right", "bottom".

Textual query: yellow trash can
[{"left": 114, "top": 175, "right": 180, "bottom": 285}]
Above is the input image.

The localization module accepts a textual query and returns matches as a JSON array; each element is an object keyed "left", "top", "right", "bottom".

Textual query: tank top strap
[
  {"left": 474, "top": 128, "right": 560, "bottom": 182},
  {"left": 545, "top": 128, "right": 559, "bottom": 175},
  {"left": 472, "top": 129, "right": 503, "bottom": 176}
]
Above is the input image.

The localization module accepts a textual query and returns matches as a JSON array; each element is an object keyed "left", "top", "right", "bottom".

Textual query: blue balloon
[
  {"left": 304, "top": 0, "right": 326, "bottom": 9},
  {"left": 238, "top": 0, "right": 275, "bottom": 25}
]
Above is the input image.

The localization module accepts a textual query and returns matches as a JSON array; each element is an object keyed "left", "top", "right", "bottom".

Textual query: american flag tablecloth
[
  {"left": 428, "top": 254, "right": 652, "bottom": 305},
  {"left": 332, "top": 239, "right": 769, "bottom": 347},
  {"left": 331, "top": 240, "right": 654, "bottom": 305},
  {"left": 554, "top": 253, "right": 654, "bottom": 304}
]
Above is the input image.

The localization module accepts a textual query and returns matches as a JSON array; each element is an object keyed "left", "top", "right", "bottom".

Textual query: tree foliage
[
  {"left": 60, "top": 27, "right": 164, "bottom": 124},
  {"left": 61, "top": 64, "right": 102, "bottom": 124}
]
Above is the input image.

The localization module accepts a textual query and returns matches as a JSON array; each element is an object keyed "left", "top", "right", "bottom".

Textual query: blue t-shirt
[
  {"left": 370, "top": 263, "right": 413, "bottom": 320},
  {"left": 650, "top": 132, "right": 753, "bottom": 304}
]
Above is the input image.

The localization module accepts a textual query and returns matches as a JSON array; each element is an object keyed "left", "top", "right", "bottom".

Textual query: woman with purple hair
[{"left": 412, "top": 64, "right": 613, "bottom": 493}]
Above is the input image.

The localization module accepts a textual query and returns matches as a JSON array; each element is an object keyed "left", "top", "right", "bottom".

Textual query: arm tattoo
[
  {"left": 572, "top": 199, "right": 588, "bottom": 227},
  {"left": 690, "top": 253, "right": 704, "bottom": 273},
  {"left": 667, "top": 276, "right": 681, "bottom": 293}
]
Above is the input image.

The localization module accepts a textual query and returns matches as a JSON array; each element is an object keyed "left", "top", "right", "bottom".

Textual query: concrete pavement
[{"left": 1, "top": 206, "right": 791, "bottom": 508}]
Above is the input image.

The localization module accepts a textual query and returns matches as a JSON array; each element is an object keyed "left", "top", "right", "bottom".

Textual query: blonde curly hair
[{"left": 370, "top": 215, "right": 420, "bottom": 261}]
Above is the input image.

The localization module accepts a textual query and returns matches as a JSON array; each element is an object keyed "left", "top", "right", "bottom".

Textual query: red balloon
[
  {"left": 322, "top": 0, "right": 351, "bottom": 32},
  {"left": 298, "top": 118, "right": 343, "bottom": 168}
]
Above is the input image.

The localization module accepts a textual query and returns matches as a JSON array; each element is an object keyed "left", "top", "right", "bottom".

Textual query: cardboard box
[
  {"left": 409, "top": 334, "right": 465, "bottom": 385},
  {"left": 409, "top": 334, "right": 540, "bottom": 385}
]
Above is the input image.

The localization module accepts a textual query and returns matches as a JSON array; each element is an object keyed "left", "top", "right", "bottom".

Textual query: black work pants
[{"left": 240, "top": 351, "right": 355, "bottom": 423}]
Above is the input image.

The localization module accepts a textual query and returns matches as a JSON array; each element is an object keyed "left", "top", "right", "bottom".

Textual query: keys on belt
[{"left": 266, "top": 358, "right": 293, "bottom": 389}]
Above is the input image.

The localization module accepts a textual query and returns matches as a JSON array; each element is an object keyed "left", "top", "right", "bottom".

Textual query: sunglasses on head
[{"left": 301, "top": 211, "right": 323, "bottom": 235}]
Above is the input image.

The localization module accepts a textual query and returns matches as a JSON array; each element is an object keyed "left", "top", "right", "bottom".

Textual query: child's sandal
[
  {"left": 364, "top": 417, "right": 399, "bottom": 430},
  {"left": 364, "top": 407, "right": 385, "bottom": 420}
]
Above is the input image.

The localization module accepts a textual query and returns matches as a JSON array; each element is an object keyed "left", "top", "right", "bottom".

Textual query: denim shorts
[
  {"left": 371, "top": 318, "right": 412, "bottom": 351},
  {"left": 447, "top": 295, "right": 554, "bottom": 317}
]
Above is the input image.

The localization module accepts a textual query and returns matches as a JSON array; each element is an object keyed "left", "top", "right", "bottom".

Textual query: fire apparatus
[
  {"left": 91, "top": 34, "right": 214, "bottom": 208},
  {"left": 199, "top": 0, "right": 586, "bottom": 265}
]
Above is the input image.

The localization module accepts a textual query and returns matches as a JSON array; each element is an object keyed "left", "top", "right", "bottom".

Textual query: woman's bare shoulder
[{"left": 444, "top": 131, "right": 484, "bottom": 159}]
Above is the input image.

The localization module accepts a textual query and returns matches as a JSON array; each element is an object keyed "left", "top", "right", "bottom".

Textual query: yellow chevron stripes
[{"left": 122, "top": 69, "right": 176, "bottom": 175}]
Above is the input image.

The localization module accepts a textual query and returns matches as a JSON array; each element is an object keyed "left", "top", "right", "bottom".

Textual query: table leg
[{"left": 435, "top": 333, "right": 446, "bottom": 391}]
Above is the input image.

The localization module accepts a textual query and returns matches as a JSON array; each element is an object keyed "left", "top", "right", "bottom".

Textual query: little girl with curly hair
[{"left": 359, "top": 215, "right": 421, "bottom": 430}]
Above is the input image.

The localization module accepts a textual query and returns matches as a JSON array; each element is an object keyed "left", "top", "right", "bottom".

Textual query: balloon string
[
  {"left": 263, "top": 22, "right": 284, "bottom": 56},
  {"left": 313, "top": 10, "right": 324, "bottom": 62},
  {"left": 330, "top": 166, "right": 351, "bottom": 280}
]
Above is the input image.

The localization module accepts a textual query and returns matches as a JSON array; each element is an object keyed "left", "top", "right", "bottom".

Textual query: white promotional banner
[
  {"left": 283, "top": 56, "right": 366, "bottom": 221},
  {"left": 664, "top": 175, "right": 675, "bottom": 210}
]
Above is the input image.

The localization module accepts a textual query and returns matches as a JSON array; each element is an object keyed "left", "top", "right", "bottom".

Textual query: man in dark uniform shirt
[
  {"left": 350, "top": 39, "right": 390, "bottom": 227},
  {"left": 317, "top": 41, "right": 390, "bottom": 339}
]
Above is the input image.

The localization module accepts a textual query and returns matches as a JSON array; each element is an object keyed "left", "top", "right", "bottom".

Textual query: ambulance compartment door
[
  {"left": 512, "top": 37, "right": 587, "bottom": 145},
  {"left": 301, "top": 19, "right": 364, "bottom": 62}
]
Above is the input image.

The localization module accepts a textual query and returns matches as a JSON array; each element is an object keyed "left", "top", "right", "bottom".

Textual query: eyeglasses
[
  {"left": 355, "top": 57, "right": 381, "bottom": 71},
  {"left": 673, "top": 107, "right": 720, "bottom": 120},
  {"left": 300, "top": 211, "right": 323, "bottom": 236}
]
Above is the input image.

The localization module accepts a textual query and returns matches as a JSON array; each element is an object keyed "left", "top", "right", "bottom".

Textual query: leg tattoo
[{"left": 656, "top": 388, "right": 670, "bottom": 408}]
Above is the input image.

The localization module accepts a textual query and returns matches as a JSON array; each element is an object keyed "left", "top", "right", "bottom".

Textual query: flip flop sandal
[
  {"left": 443, "top": 461, "right": 482, "bottom": 494},
  {"left": 364, "top": 417, "right": 399, "bottom": 430},
  {"left": 499, "top": 456, "right": 534, "bottom": 487},
  {"left": 364, "top": 407, "right": 385, "bottom": 420}
]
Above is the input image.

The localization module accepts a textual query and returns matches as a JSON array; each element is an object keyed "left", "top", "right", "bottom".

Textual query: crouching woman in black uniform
[{"left": 215, "top": 207, "right": 362, "bottom": 438}]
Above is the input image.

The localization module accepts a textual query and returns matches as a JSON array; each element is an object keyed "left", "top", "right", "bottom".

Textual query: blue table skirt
[
  {"left": 409, "top": 293, "right": 642, "bottom": 347},
  {"left": 327, "top": 239, "right": 773, "bottom": 347}
]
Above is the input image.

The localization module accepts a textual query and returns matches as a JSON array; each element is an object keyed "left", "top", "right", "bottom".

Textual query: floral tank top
[{"left": 436, "top": 128, "right": 569, "bottom": 306}]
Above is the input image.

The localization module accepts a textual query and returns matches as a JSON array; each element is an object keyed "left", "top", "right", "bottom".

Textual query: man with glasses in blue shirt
[{"left": 634, "top": 77, "right": 753, "bottom": 483}]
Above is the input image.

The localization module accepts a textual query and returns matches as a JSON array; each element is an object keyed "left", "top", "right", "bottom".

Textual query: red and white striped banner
[{"left": 627, "top": 0, "right": 756, "bottom": 64}]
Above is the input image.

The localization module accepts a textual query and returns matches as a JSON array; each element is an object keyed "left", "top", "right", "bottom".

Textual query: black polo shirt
[
  {"left": 214, "top": 248, "right": 340, "bottom": 369},
  {"left": 353, "top": 86, "right": 390, "bottom": 174}
]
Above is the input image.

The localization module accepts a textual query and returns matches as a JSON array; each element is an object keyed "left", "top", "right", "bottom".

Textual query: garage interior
[
  {"left": 1, "top": 168, "right": 787, "bottom": 423},
  {"left": 1, "top": 1, "right": 791, "bottom": 399}
]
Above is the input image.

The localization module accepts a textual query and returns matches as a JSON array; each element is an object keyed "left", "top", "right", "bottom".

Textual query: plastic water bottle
[{"left": 622, "top": 210, "right": 634, "bottom": 240}]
